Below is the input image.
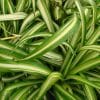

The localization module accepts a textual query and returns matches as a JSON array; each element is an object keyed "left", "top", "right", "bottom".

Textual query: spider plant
[{"left": 0, "top": 0, "right": 100, "bottom": 100}]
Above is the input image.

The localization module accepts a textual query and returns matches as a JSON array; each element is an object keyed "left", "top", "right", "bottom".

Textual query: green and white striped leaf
[
  {"left": 54, "top": 84, "right": 77, "bottom": 100},
  {"left": 19, "top": 11, "right": 40, "bottom": 33},
  {"left": 70, "top": 57, "right": 100, "bottom": 74},
  {"left": 22, "top": 15, "right": 80, "bottom": 60},
  {"left": 67, "top": 75, "right": 100, "bottom": 89},
  {"left": 36, "top": 72, "right": 62, "bottom": 99},
  {"left": 37, "top": 0, "right": 55, "bottom": 32},
  {"left": 0, "top": 80, "right": 41, "bottom": 100},
  {"left": 0, "top": 58, "right": 51, "bottom": 76},
  {"left": 0, "top": 12, "right": 27, "bottom": 21},
  {"left": 80, "top": 45, "right": 100, "bottom": 52}
]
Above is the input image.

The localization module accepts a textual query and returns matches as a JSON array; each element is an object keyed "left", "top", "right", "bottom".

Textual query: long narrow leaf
[
  {"left": 80, "top": 45, "right": 100, "bottom": 52},
  {"left": 37, "top": 0, "right": 55, "bottom": 32},
  {"left": 0, "top": 58, "right": 51, "bottom": 76},
  {"left": 70, "top": 57, "right": 100, "bottom": 74},
  {"left": 19, "top": 11, "right": 40, "bottom": 33},
  {"left": 0, "top": 12, "right": 27, "bottom": 21},
  {"left": 67, "top": 75, "right": 100, "bottom": 89},
  {"left": 0, "top": 81, "right": 41, "bottom": 100},
  {"left": 54, "top": 84, "right": 77, "bottom": 100},
  {"left": 21, "top": 14, "right": 80, "bottom": 60},
  {"left": 36, "top": 72, "right": 62, "bottom": 99}
]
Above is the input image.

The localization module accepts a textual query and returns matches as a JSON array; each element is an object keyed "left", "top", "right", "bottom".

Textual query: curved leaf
[
  {"left": 0, "top": 12, "right": 27, "bottom": 21},
  {"left": 21, "top": 15, "right": 80, "bottom": 60},
  {"left": 11, "top": 86, "right": 31, "bottom": 100},
  {"left": 16, "top": 0, "right": 26, "bottom": 12},
  {"left": 36, "top": 72, "right": 62, "bottom": 99},
  {"left": 84, "top": 85, "right": 97, "bottom": 100},
  {"left": 16, "top": 22, "right": 45, "bottom": 47},
  {"left": 71, "top": 26, "right": 100, "bottom": 69},
  {"left": 0, "top": 58, "right": 51, "bottom": 76},
  {"left": 67, "top": 75, "right": 100, "bottom": 89},
  {"left": 80, "top": 45, "right": 100, "bottom": 52},
  {"left": 74, "top": 0, "right": 86, "bottom": 45},
  {"left": 70, "top": 57, "right": 100, "bottom": 74},
  {"left": 37, "top": 0, "right": 55, "bottom": 32},
  {"left": 0, "top": 81, "right": 41, "bottom": 100},
  {"left": 0, "top": 40, "right": 27, "bottom": 55},
  {"left": 54, "top": 84, "right": 77, "bottom": 100},
  {"left": 19, "top": 11, "right": 40, "bottom": 33}
]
